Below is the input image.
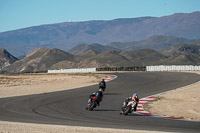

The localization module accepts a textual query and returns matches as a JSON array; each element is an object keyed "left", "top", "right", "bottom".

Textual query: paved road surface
[{"left": 0, "top": 72, "right": 200, "bottom": 132}]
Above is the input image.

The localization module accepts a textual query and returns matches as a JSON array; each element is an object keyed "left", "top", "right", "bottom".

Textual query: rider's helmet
[{"left": 132, "top": 93, "right": 138, "bottom": 100}]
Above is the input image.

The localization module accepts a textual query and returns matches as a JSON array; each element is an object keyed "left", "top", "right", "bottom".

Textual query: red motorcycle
[
  {"left": 86, "top": 95, "right": 98, "bottom": 111},
  {"left": 86, "top": 91, "right": 103, "bottom": 111}
]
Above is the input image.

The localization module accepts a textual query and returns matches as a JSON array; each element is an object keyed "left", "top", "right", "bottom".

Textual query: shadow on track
[
  {"left": 93, "top": 109, "right": 120, "bottom": 112},
  {"left": 103, "top": 93, "right": 121, "bottom": 95},
  {"left": 127, "top": 113, "right": 151, "bottom": 117}
]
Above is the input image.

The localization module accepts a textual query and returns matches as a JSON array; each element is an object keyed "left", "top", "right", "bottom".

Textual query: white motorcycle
[{"left": 121, "top": 100, "right": 137, "bottom": 115}]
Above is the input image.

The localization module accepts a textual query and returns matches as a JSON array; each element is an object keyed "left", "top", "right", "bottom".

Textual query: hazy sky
[{"left": 1, "top": 0, "right": 200, "bottom": 32}]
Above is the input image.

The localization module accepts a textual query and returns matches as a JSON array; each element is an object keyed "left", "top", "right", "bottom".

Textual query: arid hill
[
  {"left": 75, "top": 50, "right": 99, "bottom": 62},
  {"left": 1, "top": 43, "right": 200, "bottom": 73},
  {"left": 3, "top": 47, "right": 75, "bottom": 73},
  {"left": 0, "top": 48, "right": 18, "bottom": 71},
  {"left": 160, "top": 43, "right": 200, "bottom": 65},
  {"left": 68, "top": 43, "right": 119, "bottom": 55},
  {"left": 107, "top": 35, "right": 200, "bottom": 51}
]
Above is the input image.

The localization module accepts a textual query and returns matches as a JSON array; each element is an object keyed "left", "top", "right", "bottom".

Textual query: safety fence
[
  {"left": 48, "top": 68, "right": 96, "bottom": 73},
  {"left": 96, "top": 66, "right": 146, "bottom": 71},
  {"left": 47, "top": 66, "right": 146, "bottom": 73},
  {"left": 47, "top": 65, "right": 200, "bottom": 73},
  {"left": 146, "top": 65, "right": 200, "bottom": 71}
]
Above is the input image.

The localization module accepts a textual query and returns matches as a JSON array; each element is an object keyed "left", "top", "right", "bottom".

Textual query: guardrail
[{"left": 146, "top": 65, "right": 200, "bottom": 71}]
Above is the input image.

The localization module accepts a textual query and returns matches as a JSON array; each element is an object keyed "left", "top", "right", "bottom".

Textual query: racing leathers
[
  {"left": 89, "top": 90, "right": 103, "bottom": 105},
  {"left": 124, "top": 96, "right": 139, "bottom": 111},
  {"left": 99, "top": 79, "right": 106, "bottom": 91}
]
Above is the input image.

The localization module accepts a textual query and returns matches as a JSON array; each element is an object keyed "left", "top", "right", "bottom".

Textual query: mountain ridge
[
  {"left": 1, "top": 11, "right": 200, "bottom": 57},
  {"left": 68, "top": 43, "right": 120, "bottom": 55},
  {"left": 108, "top": 35, "right": 200, "bottom": 51}
]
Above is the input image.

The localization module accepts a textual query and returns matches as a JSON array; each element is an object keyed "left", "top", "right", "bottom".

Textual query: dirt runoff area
[
  {"left": 0, "top": 73, "right": 107, "bottom": 98},
  {"left": 144, "top": 71, "right": 200, "bottom": 121}
]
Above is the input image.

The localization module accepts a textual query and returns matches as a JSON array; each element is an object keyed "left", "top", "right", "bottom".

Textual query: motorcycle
[
  {"left": 121, "top": 100, "right": 137, "bottom": 115},
  {"left": 86, "top": 93, "right": 98, "bottom": 111},
  {"left": 86, "top": 89, "right": 103, "bottom": 111}
]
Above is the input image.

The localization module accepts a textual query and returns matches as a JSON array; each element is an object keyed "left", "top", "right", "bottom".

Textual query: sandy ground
[
  {"left": 0, "top": 73, "right": 107, "bottom": 98},
  {"left": 0, "top": 71, "right": 199, "bottom": 132},
  {"left": 0, "top": 121, "right": 170, "bottom": 133},
  {"left": 144, "top": 71, "right": 200, "bottom": 121}
]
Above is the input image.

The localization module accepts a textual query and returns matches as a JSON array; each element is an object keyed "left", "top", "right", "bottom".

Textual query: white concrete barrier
[
  {"left": 146, "top": 65, "right": 200, "bottom": 71},
  {"left": 47, "top": 68, "right": 96, "bottom": 73}
]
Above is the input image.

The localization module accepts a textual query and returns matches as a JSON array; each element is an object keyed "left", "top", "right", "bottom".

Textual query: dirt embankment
[{"left": 144, "top": 71, "right": 200, "bottom": 121}]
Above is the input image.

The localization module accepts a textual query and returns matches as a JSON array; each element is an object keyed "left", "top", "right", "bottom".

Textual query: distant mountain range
[
  {"left": 1, "top": 42, "right": 200, "bottom": 73},
  {"left": 107, "top": 35, "right": 200, "bottom": 51},
  {"left": 0, "top": 11, "right": 200, "bottom": 57},
  {"left": 160, "top": 43, "right": 200, "bottom": 65},
  {"left": 68, "top": 35, "right": 199, "bottom": 55}
]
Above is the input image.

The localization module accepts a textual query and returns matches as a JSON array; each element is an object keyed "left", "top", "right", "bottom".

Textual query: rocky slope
[
  {"left": 3, "top": 48, "right": 75, "bottom": 73},
  {"left": 160, "top": 43, "right": 200, "bottom": 65},
  {"left": 0, "top": 48, "right": 18, "bottom": 70}
]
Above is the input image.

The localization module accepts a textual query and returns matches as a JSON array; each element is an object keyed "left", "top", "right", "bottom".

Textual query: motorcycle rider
[
  {"left": 99, "top": 79, "right": 106, "bottom": 92},
  {"left": 89, "top": 88, "right": 103, "bottom": 106},
  {"left": 120, "top": 93, "right": 139, "bottom": 114}
]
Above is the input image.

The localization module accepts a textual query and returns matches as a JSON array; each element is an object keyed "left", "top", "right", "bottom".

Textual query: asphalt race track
[{"left": 0, "top": 72, "right": 200, "bottom": 132}]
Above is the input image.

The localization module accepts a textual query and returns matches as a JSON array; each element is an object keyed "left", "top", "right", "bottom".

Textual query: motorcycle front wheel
[
  {"left": 123, "top": 106, "right": 131, "bottom": 115},
  {"left": 88, "top": 100, "right": 96, "bottom": 111}
]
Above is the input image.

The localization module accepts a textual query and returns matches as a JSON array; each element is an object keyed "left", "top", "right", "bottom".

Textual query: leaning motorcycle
[
  {"left": 86, "top": 95, "right": 98, "bottom": 111},
  {"left": 121, "top": 100, "right": 137, "bottom": 115}
]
